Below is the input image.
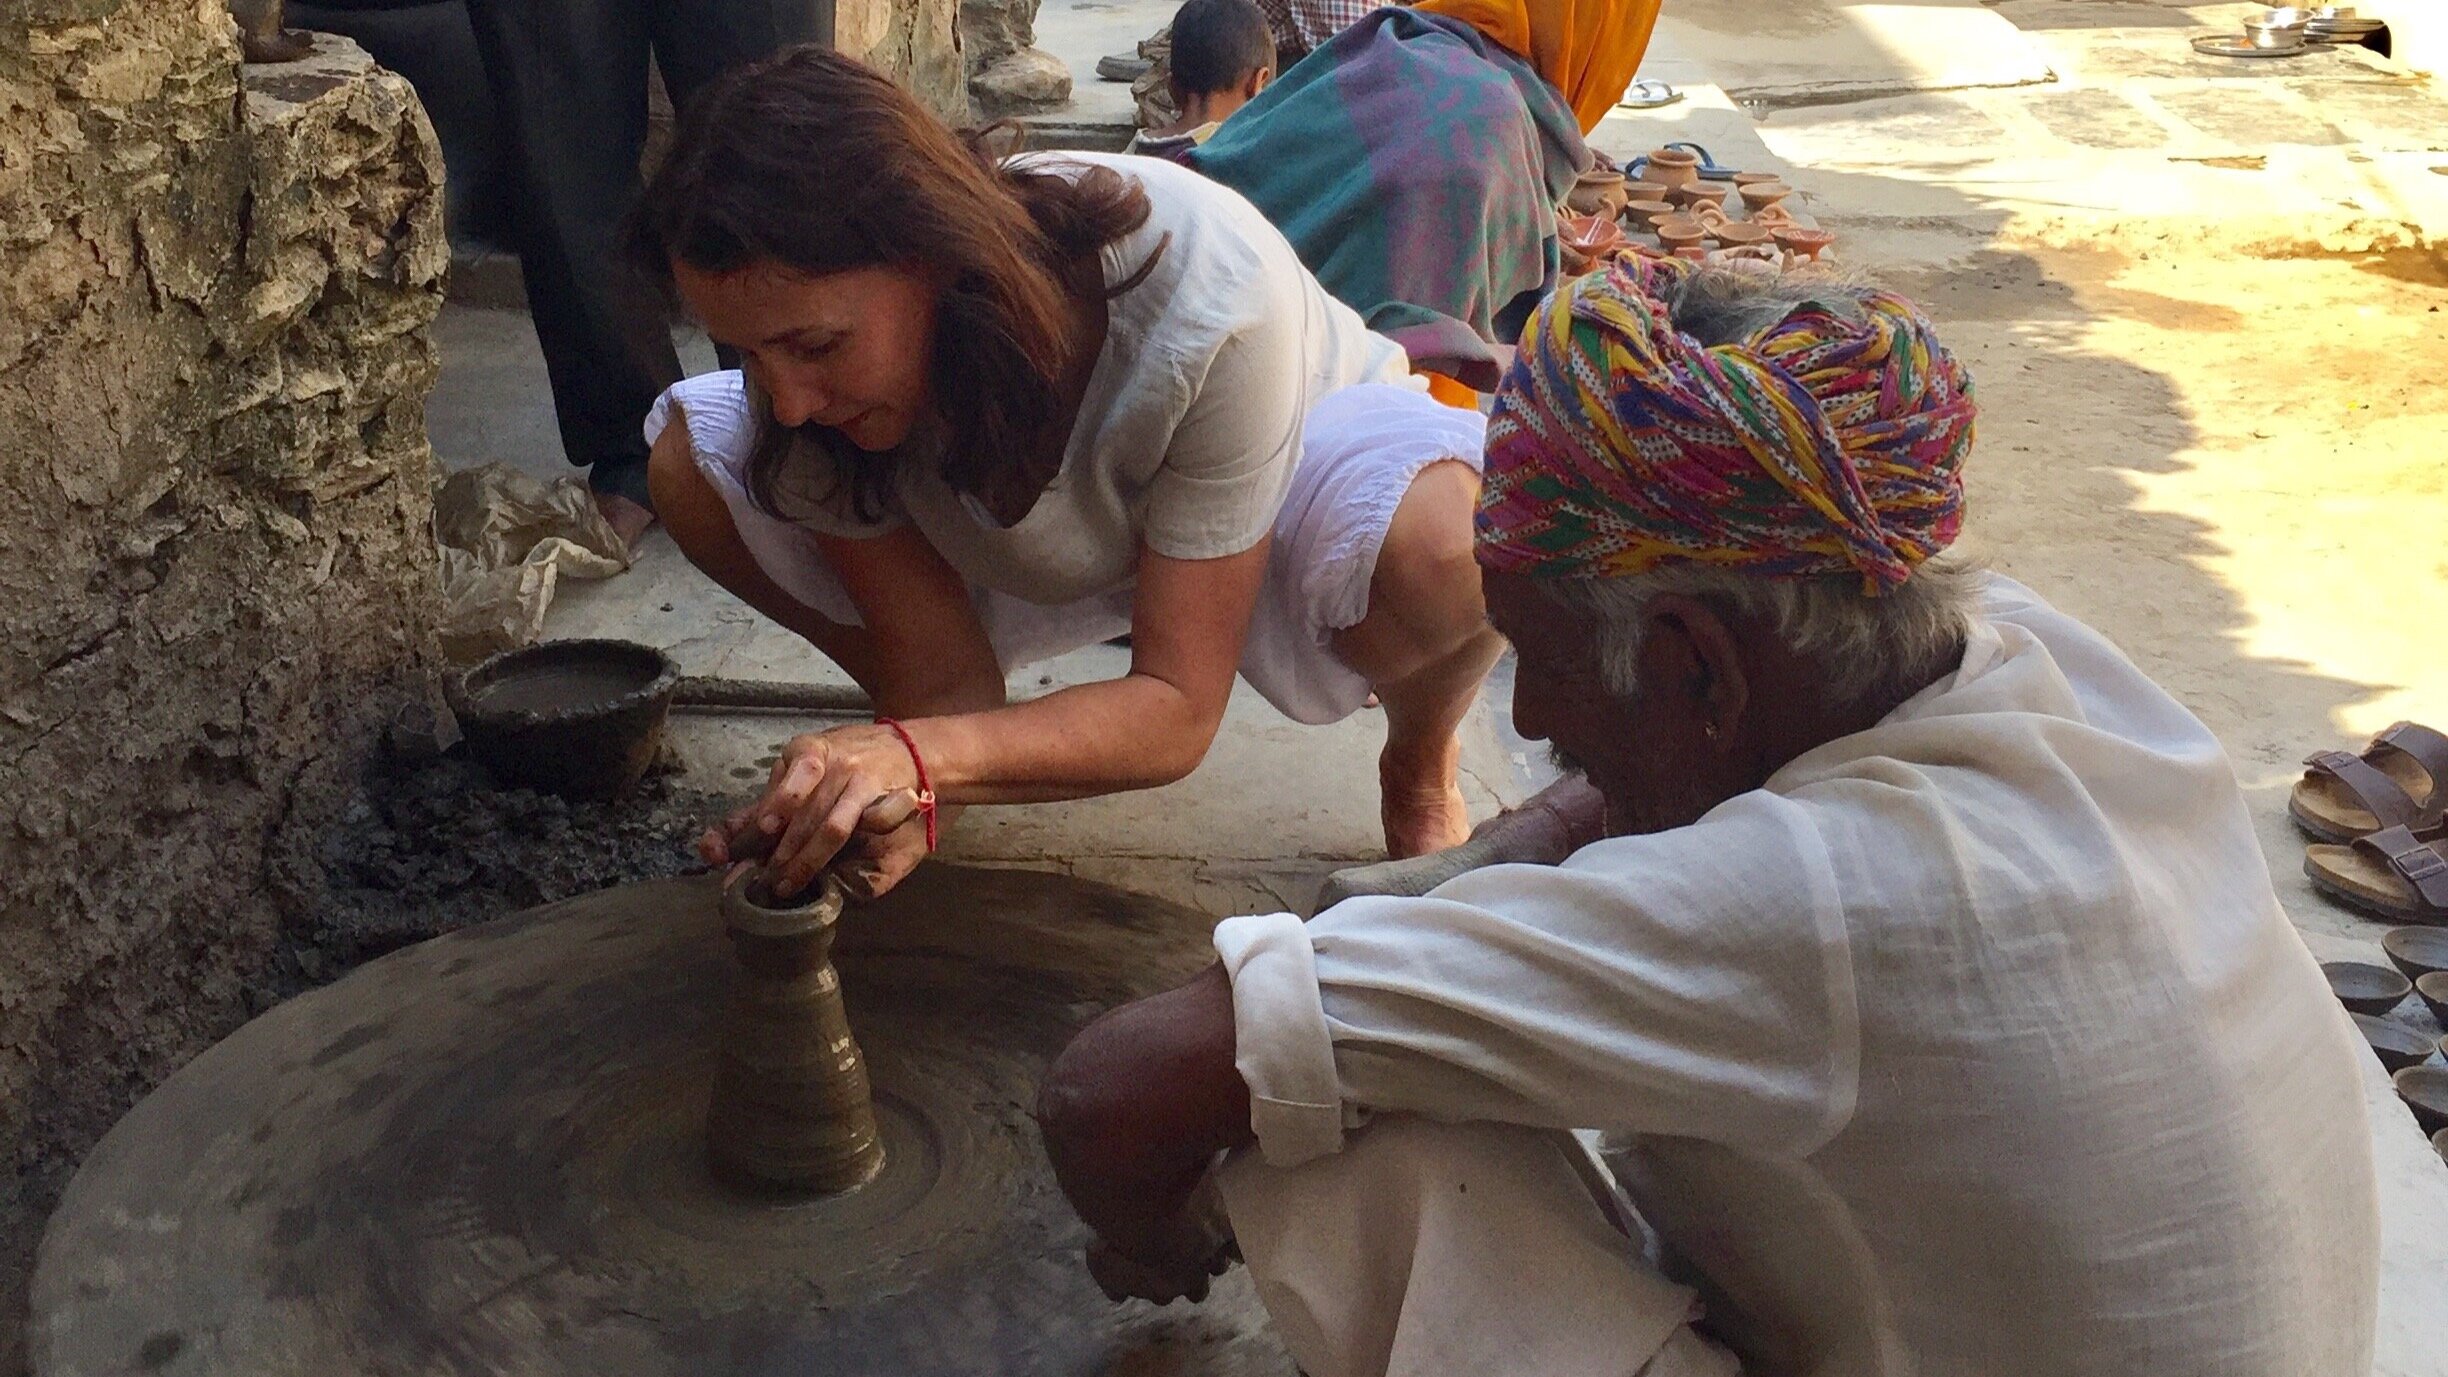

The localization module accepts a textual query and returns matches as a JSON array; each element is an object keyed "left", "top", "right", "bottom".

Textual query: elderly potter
[{"left": 1036, "top": 260, "right": 2379, "bottom": 1377}]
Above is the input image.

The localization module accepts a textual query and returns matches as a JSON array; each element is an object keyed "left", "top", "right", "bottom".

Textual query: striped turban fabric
[{"left": 1477, "top": 255, "right": 1975, "bottom": 594}]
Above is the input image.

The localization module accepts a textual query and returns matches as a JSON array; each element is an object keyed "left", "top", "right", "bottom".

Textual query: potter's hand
[
  {"left": 826, "top": 809, "right": 932, "bottom": 902},
  {"left": 1313, "top": 774, "right": 1606, "bottom": 914},
  {"left": 1082, "top": 1174, "right": 1237, "bottom": 1306},
  {"left": 699, "top": 725, "right": 928, "bottom": 898}
]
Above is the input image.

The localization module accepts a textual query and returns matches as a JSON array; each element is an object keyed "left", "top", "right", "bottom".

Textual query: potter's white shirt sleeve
[{"left": 1218, "top": 793, "right": 1862, "bottom": 1168}]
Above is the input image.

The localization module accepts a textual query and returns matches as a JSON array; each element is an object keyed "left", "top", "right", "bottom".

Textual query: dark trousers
[{"left": 461, "top": 0, "right": 831, "bottom": 507}]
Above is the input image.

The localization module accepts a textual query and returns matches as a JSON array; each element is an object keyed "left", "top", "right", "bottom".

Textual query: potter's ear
[
  {"left": 1246, "top": 67, "right": 1274, "bottom": 99},
  {"left": 1641, "top": 594, "right": 1749, "bottom": 742}
]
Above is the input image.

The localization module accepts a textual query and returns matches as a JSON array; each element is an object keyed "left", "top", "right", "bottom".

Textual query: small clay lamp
[
  {"left": 2418, "top": 970, "right": 2448, "bottom": 1024},
  {"left": 2353, "top": 1012, "right": 2434, "bottom": 1073},
  {"left": 1731, "top": 170, "right": 1783, "bottom": 187},
  {"left": 1654, "top": 214, "right": 1707, "bottom": 252},
  {"left": 1710, "top": 221, "right": 1772, "bottom": 250},
  {"left": 1622, "top": 179, "right": 1667, "bottom": 205},
  {"left": 1622, "top": 198, "right": 1677, "bottom": 230},
  {"left": 1558, "top": 212, "right": 1625, "bottom": 272},
  {"left": 2396, "top": 1065, "right": 2448, "bottom": 1136},
  {"left": 1773, "top": 225, "right": 1837, "bottom": 262},
  {"left": 2325, "top": 960, "right": 2413, "bottom": 1016},
  {"left": 1738, "top": 181, "right": 1794, "bottom": 213},
  {"left": 1645, "top": 147, "right": 1700, "bottom": 188},
  {"left": 1750, "top": 203, "right": 1800, "bottom": 228},
  {"left": 2383, "top": 926, "right": 2448, "bottom": 982},
  {"left": 1672, "top": 181, "right": 1730, "bottom": 210}
]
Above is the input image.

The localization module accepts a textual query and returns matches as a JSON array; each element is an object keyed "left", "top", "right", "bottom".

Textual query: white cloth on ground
[
  {"left": 1214, "top": 574, "right": 2379, "bottom": 1376},
  {"left": 1216, "top": 1115, "right": 1741, "bottom": 1377},
  {"left": 646, "top": 380, "right": 1482, "bottom": 725}
]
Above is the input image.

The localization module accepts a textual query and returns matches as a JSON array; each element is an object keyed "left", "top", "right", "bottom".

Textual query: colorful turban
[{"left": 1476, "top": 255, "right": 1975, "bottom": 593}]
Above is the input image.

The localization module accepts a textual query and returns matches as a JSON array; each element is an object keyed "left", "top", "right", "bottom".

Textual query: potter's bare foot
[
  {"left": 1380, "top": 738, "right": 1471, "bottom": 860},
  {"left": 594, "top": 492, "right": 656, "bottom": 553}
]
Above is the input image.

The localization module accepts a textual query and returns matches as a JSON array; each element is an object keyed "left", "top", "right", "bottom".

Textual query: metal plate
[
  {"left": 32, "top": 867, "right": 1294, "bottom": 1377},
  {"left": 2192, "top": 33, "right": 2309, "bottom": 56}
]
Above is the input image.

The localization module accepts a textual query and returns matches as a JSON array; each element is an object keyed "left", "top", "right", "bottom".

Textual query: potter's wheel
[{"left": 31, "top": 866, "right": 1293, "bottom": 1377}]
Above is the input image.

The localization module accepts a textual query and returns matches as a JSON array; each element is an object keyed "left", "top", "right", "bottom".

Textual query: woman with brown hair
[{"left": 631, "top": 46, "right": 1502, "bottom": 899}]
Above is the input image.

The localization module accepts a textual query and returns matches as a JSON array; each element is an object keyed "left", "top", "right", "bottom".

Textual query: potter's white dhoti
[{"left": 1217, "top": 1116, "right": 1741, "bottom": 1377}]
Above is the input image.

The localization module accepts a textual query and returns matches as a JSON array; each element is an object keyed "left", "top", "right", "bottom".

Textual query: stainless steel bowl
[{"left": 2244, "top": 14, "right": 2310, "bottom": 47}]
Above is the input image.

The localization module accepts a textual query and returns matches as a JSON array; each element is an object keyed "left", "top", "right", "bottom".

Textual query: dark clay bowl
[
  {"left": 2324, "top": 960, "right": 2413, "bottom": 1016},
  {"left": 2383, "top": 927, "right": 2448, "bottom": 982},
  {"left": 2419, "top": 971, "right": 2448, "bottom": 1027},
  {"left": 453, "top": 638, "right": 681, "bottom": 800},
  {"left": 2395, "top": 1065, "right": 2448, "bottom": 1136},
  {"left": 2353, "top": 1013, "right": 2436, "bottom": 1073},
  {"left": 2435, "top": 1125, "right": 2448, "bottom": 1165}
]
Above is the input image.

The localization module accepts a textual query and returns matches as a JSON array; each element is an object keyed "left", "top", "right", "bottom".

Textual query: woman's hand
[
  {"left": 700, "top": 724, "right": 930, "bottom": 897},
  {"left": 827, "top": 810, "right": 934, "bottom": 901}
]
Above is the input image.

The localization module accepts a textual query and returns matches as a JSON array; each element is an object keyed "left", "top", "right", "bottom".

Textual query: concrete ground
[{"left": 425, "top": 0, "right": 2448, "bottom": 1364}]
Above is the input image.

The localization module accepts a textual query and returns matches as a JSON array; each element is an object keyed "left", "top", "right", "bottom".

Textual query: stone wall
[
  {"left": 840, "top": 0, "right": 972, "bottom": 123},
  {"left": 0, "top": 4, "right": 446, "bottom": 1365},
  {"left": 961, "top": 0, "right": 1073, "bottom": 116}
]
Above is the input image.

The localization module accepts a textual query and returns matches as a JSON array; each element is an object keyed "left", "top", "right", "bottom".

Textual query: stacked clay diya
[{"left": 1600, "top": 148, "right": 1838, "bottom": 270}]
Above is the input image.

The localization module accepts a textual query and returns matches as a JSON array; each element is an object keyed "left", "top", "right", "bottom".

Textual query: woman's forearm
[{"left": 901, "top": 672, "right": 1224, "bottom": 805}]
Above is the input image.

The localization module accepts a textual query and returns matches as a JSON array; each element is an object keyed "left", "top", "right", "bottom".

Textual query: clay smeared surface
[{"left": 32, "top": 866, "right": 1296, "bottom": 1377}]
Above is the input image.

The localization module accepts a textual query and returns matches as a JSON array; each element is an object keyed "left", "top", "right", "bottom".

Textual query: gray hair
[
  {"left": 1541, "top": 265, "right": 1976, "bottom": 705},
  {"left": 1542, "top": 558, "right": 1979, "bottom": 705}
]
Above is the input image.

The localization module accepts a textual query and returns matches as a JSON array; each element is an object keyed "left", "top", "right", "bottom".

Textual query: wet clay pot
[
  {"left": 706, "top": 874, "right": 887, "bottom": 1196},
  {"left": 1739, "top": 181, "right": 1794, "bottom": 212},
  {"left": 1622, "top": 198, "right": 1678, "bottom": 230},
  {"left": 1655, "top": 214, "right": 1707, "bottom": 251},
  {"left": 1645, "top": 147, "right": 1700, "bottom": 188},
  {"left": 1774, "top": 225, "right": 1837, "bottom": 261},
  {"left": 1568, "top": 167, "right": 1630, "bottom": 220}
]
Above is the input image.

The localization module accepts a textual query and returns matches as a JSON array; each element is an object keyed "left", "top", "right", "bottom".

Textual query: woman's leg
[
  {"left": 647, "top": 421, "right": 882, "bottom": 689},
  {"left": 1330, "top": 458, "right": 1507, "bottom": 859}
]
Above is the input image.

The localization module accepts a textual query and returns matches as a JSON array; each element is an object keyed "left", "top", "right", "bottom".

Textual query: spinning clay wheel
[{"left": 32, "top": 865, "right": 1293, "bottom": 1377}]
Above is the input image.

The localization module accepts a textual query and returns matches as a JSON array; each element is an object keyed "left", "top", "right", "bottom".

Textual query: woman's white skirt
[{"left": 646, "top": 378, "right": 1485, "bottom": 726}]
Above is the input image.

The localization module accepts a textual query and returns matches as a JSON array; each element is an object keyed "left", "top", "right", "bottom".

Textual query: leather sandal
[
  {"left": 2306, "top": 819, "right": 2448, "bottom": 924},
  {"left": 2289, "top": 720, "right": 2448, "bottom": 842}
]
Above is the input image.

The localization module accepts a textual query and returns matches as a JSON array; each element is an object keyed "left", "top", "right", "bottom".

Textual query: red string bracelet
[{"left": 875, "top": 717, "right": 938, "bottom": 852}]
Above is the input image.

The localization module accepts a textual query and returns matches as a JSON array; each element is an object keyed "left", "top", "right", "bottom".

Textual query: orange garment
[
  {"left": 1420, "top": 370, "right": 1481, "bottom": 410},
  {"left": 1412, "top": 0, "right": 1662, "bottom": 133}
]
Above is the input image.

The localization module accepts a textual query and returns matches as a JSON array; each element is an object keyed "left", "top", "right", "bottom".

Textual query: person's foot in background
[{"left": 594, "top": 491, "right": 657, "bottom": 552}]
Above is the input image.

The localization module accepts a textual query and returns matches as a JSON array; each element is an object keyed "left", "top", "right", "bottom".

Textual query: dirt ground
[{"left": 1864, "top": 227, "right": 2448, "bottom": 940}]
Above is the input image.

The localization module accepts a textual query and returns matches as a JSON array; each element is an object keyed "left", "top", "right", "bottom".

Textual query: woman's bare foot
[
  {"left": 594, "top": 491, "right": 657, "bottom": 553},
  {"left": 1380, "top": 737, "right": 1472, "bottom": 859}
]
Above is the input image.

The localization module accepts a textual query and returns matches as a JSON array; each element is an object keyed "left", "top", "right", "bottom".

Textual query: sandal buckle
[{"left": 2404, "top": 849, "right": 2448, "bottom": 882}]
